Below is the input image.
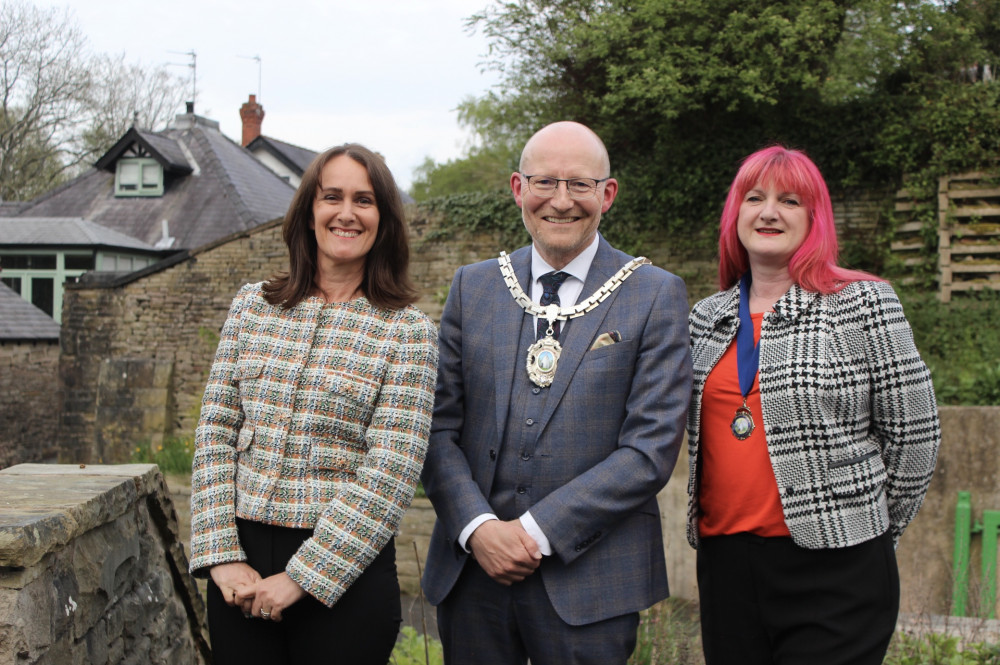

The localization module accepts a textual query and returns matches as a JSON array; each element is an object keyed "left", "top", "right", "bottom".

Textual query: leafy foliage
[
  {"left": 410, "top": 144, "right": 518, "bottom": 202},
  {"left": 390, "top": 626, "right": 444, "bottom": 665},
  {"left": 899, "top": 289, "right": 1000, "bottom": 405},
  {"left": 420, "top": 189, "right": 529, "bottom": 249},
  {"left": 884, "top": 631, "right": 1000, "bottom": 664},
  {"left": 414, "top": 0, "right": 1000, "bottom": 277},
  {"left": 130, "top": 436, "right": 195, "bottom": 475}
]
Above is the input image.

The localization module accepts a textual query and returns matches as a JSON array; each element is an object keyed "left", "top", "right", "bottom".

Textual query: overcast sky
[{"left": 35, "top": 0, "right": 501, "bottom": 189}]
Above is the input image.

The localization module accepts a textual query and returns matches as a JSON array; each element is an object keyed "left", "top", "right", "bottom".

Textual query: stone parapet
[{"left": 0, "top": 464, "right": 209, "bottom": 664}]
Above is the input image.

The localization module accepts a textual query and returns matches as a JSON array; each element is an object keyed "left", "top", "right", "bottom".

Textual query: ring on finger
[{"left": 260, "top": 608, "right": 271, "bottom": 620}]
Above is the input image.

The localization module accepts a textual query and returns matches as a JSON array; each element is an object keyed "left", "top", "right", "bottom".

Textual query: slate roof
[
  {"left": 4, "top": 113, "right": 295, "bottom": 250},
  {"left": 0, "top": 282, "right": 59, "bottom": 342},
  {"left": 0, "top": 217, "right": 159, "bottom": 251},
  {"left": 246, "top": 135, "right": 317, "bottom": 175},
  {"left": 245, "top": 135, "right": 415, "bottom": 204}
]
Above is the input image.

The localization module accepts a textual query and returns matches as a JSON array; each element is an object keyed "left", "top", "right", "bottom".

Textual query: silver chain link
[{"left": 498, "top": 251, "right": 651, "bottom": 320}]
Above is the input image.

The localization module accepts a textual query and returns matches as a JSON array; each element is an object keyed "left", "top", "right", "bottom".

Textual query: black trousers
[
  {"left": 697, "top": 531, "right": 898, "bottom": 665},
  {"left": 207, "top": 518, "right": 401, "bottom": 665}
]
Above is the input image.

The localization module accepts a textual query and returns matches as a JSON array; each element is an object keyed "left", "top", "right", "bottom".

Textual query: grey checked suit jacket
[{"left": 421, "top": 236, "right": 693, "bottom": 626}]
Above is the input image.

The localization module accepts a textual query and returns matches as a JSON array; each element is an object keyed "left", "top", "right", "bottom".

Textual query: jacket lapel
[
  {"left": 537, "top": 237, "right": 620, "bottom": 432},
  {"left": 493, "top": 247, "right": 531, "bottom": 445}
]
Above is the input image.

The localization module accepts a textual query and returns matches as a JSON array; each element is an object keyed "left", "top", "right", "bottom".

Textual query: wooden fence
[{"left": 894, "top": 172, "right": 1000, "bottom": 302}]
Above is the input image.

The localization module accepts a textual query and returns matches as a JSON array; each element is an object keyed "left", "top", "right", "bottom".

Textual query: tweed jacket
[
  {"left": 421, "top": 237, "right": 693, "bottom": 626},
  {"left": 189, "top": 282, "right": 437, "bottom": 607},
  {"left": 686, "top": 280, "right": 940, "bottom": 551}
]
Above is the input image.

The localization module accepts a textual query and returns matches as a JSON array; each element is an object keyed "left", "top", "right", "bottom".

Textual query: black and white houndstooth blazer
[{"left": 686, "top": 280, "right": 940, "bottom": 550}]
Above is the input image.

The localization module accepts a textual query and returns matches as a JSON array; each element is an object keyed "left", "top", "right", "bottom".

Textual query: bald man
[{"left": 421, "top": 122, "right": 693, "bottom": 664}]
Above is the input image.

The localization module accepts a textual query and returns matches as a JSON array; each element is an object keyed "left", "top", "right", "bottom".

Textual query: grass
[
  {"left": 130, "top": 436, "right": 195, "bottom": 475},
  {"left": 629, "top": 598, "right": 704, "bottom": 664}
]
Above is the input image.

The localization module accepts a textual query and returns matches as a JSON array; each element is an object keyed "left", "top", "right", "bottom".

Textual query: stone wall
[
  {"left": 897, "top": 406, "right": 1000, "bottom": 617},
  {"left": 395, "top": 497, "right": 436, "bottom": 597},
  {"left": 59, "top": 222, "right": 289, "bottom": 463},
  {"left": 0, "top": 341, "right": 60, "bottom": 468},
  {"left": 0, "top": 463, "right": 208, "bottom": 664}
]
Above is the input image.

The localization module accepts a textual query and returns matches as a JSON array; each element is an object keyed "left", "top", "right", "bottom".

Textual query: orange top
[{"left": 697, "top": 312, "right": 790, "bottom": 538}]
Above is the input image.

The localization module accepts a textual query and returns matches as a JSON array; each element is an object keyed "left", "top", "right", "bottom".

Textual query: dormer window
[{"left": 116, "top": 158, "right": 163, "bottom": 197}]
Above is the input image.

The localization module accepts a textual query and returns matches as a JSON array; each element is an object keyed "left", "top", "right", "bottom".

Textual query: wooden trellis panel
[
  {"left": 891, "top": 188, "right": 930, "bottom": 288},
  {"left": 893, "top": 172, "right": 1000, "bottom": 302},
  {"left": 940, "top": 173, "right": 1000, "bottom": 302}
]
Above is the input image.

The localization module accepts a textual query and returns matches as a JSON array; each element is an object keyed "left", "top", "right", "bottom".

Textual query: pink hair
[{"left": 717, "top": 145, "right": 881, "bottom": 293}]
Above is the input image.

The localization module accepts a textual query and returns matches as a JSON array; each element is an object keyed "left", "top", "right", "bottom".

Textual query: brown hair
[{"left": 262, "top": 143, "right": 418, "bottom": 310}]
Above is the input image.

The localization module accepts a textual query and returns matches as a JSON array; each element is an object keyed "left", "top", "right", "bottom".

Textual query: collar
[
  {"left": 530, "top": 233, "right": 600, "bottom": 286},
  {"left": 709, "top": 280, "right": 819, "bottom": 327}
]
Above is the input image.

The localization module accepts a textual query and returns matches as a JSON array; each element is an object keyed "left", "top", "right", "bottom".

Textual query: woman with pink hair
[{"left": 685, "top": 146, "right": 940, "bottom": 664}]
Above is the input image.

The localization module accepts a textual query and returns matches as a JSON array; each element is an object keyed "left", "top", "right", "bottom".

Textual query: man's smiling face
[{"left": 511, "top": 122, "right": 617, "bottom": 270}]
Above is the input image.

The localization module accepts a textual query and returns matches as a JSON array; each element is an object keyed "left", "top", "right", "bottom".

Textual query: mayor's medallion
[{"left": 526, "top": 336, "right": 562, "bottom": 388}]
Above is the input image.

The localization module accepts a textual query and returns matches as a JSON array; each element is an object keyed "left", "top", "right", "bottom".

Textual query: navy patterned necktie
[{"left": 537, "top": 271, "right": 570, "bottom": 340}]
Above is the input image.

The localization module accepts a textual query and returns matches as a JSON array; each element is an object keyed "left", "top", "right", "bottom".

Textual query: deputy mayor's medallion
[
  {"left": 527, "top": 336, "right": 561, "bottom": 387},
  {"left": 731, "top": 402, "right": 755, "bottom": 440}
]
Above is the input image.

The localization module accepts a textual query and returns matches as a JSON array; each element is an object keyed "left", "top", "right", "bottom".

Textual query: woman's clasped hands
[{"left": 210, "top": 562, "right": 307, "bottom": 622}]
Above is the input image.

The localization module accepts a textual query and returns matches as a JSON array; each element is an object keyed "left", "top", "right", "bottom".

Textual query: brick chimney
[{"left": 239, "top": 94, "right": 264, "bottom": 146}]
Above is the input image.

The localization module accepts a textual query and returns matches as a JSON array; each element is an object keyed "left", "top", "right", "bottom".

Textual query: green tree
[
  {"left": 409, "top": 144, "right": 515, "bottom": 201},
  {"left": 417, "top": 0, "right": 1000, "bottom": 263}
]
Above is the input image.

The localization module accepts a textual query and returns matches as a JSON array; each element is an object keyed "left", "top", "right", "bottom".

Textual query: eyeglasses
[{"left": 520, "top": 174, "right": 610, "bottom": 200}]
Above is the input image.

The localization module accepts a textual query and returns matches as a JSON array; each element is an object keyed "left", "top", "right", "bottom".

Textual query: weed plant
[
  {"left": 884, "top": 631, "right": 1000, "bottom": 664},
  {"left": 629, "top": 597, "right": 705, "bottom": 665},
  {"left": 390, "top": 626, "right": 443, "bottom": 665},
  {"left": 130, "top": 436, "right": 195, "bottom": 475}
]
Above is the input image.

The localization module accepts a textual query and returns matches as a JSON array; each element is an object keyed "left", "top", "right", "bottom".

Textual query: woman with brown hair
[{"left": 189, "top": 144, "right": 438, "bottom": 664}]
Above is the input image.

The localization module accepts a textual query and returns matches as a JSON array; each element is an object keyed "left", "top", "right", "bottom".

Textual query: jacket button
[
  {"left": 521, "top": 453, "right": 531, "bottom": 461},
  {"left": 489, "top": 449, "right": 497, "bottom": 460},
  {"left": 516, "top": 486, "right": 526, "bottom": 494},
  {"left": 525, "top": 418, "right": 534, "bottom": 426}
]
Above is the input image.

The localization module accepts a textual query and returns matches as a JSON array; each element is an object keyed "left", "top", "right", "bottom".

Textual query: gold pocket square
[{"left": 590, "top": 330, "right": 622, "bottom": 350}]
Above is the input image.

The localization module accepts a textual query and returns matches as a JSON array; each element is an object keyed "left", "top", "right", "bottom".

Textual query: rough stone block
[{"left": 0, "top": 464, "right": 208, "bottom": 664}]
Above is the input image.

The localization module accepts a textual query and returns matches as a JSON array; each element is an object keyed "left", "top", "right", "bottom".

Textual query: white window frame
[{"left": 115, "top": 158, "right": 164, "bottom": 197}]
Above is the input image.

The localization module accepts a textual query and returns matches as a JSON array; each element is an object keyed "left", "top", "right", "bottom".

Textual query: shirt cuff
[
  {"left": 458, "top": 514, "right": 499, "bottom": 552},
  {"left": 519, "top": 511, "right": 552, "bottom": 556}
]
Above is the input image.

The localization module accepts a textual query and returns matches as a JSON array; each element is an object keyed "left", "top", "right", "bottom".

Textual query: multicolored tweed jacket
[
  {"left": 686, "top": 280, "right": 940, "bottom": 550},
  {"left": 188, "top": 283, "right": 438, "bottom": 607}
]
